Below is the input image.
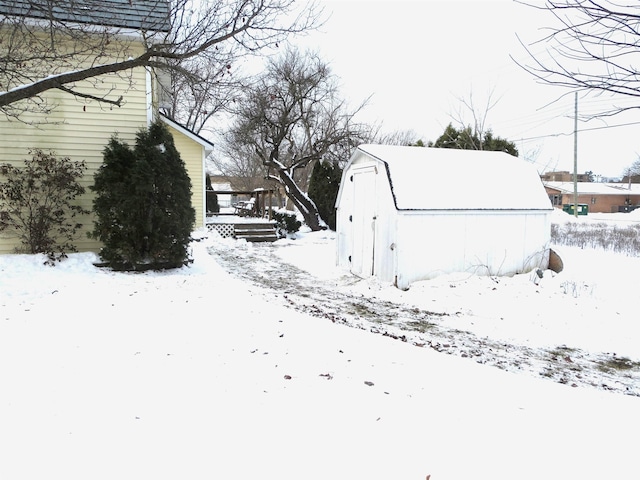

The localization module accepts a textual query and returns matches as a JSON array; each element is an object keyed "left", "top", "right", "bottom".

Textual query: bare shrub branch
[{"left": 0, "top": 149, "right": 89, "bottom": 261}]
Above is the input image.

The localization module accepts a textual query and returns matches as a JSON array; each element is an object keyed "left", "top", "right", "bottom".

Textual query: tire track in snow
[{"left": 207, "top": 240, "right": 640, "bottom": 397}]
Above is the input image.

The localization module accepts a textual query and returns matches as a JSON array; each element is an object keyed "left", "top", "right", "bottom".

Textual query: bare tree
[
  {"left": 448, "top": 87, "right": 502, "bottom": 150},
  {"left": 211, "top": 139, "right": 272, "bottom": 192},
  {"left": 426, "top": 88, "right": 518, "bottom": 155},
  {"left": 159, "top": 57, "right": 242, "bottom": 136},
  {"left": 622, "top": 158, "right": 640, "bottom": 182},
  {"left": 514, "top": 1, "right": 640, "bottom": 117},
  {"left": 222, "top": 47, "right": 368, "bottom": 231},
  {"left": 369, "top": 128, "right": 424, "bottom": 147},
  {"left": 0, "top": 0, "right": 321, "bottom": 120}
]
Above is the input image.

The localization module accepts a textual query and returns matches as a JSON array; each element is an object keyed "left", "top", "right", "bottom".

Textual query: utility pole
[{"left": 573, "top": 92, "right": 578, "bottom": 218}]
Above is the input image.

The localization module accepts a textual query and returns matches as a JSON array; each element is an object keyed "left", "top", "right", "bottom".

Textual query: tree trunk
[{"left": 276, "top": 168, "right": 323, "bottom": 231}]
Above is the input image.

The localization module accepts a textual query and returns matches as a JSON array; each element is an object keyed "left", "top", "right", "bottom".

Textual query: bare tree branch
[
  {"left": 513, "top": 0, "right": 640, "bottom": 118},
  {"left": 449, "top": 87, "right": 503, "bottom": 150},
  {"left": 56, "top": 85, "right": 123, "bottom": 107},
  {"left": 0, "top": 0, "right": 323, "bottom": 119}
]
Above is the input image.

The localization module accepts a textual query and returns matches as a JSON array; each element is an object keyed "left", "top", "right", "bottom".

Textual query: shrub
[
  {"left": 89, "top": 121, "right": 195, "bottom": 270},
  {"left": 551, "top": 221, "right": 640, "bottom": 256},
  {"left": 272, "top": 209, "right": 302, "bottom": 237},
  {"left": 205, "top": 174, "right": 220, "bottom": 214},
  {"left": 308, "top": 160, "right": 342, "bottom": 230},
  {"left": 0, "top": 149, "right": 89, "bottom": 261}
]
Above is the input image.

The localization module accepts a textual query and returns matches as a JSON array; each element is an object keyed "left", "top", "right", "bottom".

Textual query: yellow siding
[
  {"left": 0, "top": 80, "right": 147, "bottom": 253},
  {"left": 166, "top": 125, "right": 206, "bottom": 230},
  {"left": 1, "top": 38, "right": 206, "bottom": 255}
]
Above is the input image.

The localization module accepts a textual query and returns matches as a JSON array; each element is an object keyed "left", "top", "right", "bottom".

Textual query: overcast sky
[{"left": 291, "top": 0, "right": 640, "bottom": 178}]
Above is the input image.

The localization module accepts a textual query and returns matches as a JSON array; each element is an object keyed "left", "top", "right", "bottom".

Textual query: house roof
[
  {"left": 352, "top": 144, "right": 552, "bottom": 211},
  {"left": 160, "top": 114, "right": 214, "bottom": 156},
  {"left": 544, "top": 181, "right": 640, "bottom": 196},
  {"left": 0, "top": 0, "right": 171, "bottom": 32}
]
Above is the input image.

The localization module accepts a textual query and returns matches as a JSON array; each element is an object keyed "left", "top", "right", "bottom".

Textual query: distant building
[
  {"left": 541, "top": 171, "right": 592, "bottom": 182},
  {"left": 621, "top": 174, "right": 640, "bottom": 184},
  {"left": 544, "top": 182, "right": 640, "bottom": 213}
]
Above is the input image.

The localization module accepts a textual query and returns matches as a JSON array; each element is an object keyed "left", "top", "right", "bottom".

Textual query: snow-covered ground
[{"left": 1, "top": 209, "right": 639, "bottom": 480}]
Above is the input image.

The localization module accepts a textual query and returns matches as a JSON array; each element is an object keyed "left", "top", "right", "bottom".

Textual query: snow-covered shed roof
[
  {"left": 0, "top": 0, "right": 171, "bottom": 32},
  {"left": 353, "top": 144, "right": 552, "bottom": 211}
]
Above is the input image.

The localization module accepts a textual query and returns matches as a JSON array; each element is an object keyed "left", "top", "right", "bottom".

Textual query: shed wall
[
  {"left": 336, "top": 157, "right": 398, "bottom": 281},
  {"left": 370, "top": 165, "right": 398, "bottom": 283},
  {"left": 393, "top": 210, "right": 550, "bottom": 289}
]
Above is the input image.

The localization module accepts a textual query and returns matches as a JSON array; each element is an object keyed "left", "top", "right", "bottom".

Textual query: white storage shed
[{"left": 335, "top": 144, "right": 553, "bottom": 289}]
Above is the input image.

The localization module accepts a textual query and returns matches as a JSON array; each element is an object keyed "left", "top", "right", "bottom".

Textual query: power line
[
  {"left": 489, "top": 93, "right": 640, "bottom": 141},
  {"left": 513, "top": 119, "right": 640, "bottom": 143}
]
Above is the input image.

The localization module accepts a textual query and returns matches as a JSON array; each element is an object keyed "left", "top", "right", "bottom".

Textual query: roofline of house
[
  {"left": 0, "top": 0, "right": 171, "bottom": 32},
  {"left": 160, "top": 114, "right": 214, "bottom": 156}
]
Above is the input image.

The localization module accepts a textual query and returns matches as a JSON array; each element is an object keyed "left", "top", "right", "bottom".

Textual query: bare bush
[
  {"left": 551, "top": 221, "right": 640, "bottom": 256},
  {"left": 0, "top": 149, "right": 89, "bottom": 261}
]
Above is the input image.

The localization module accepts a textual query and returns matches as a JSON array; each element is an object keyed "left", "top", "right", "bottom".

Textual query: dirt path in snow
[{"left": 207, "top": 240, "right": 640, "bottom": 397}]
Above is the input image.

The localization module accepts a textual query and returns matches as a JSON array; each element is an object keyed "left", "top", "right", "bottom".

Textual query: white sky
[{"left": 291, "top": 0, "right": 640, "bottom": 178}]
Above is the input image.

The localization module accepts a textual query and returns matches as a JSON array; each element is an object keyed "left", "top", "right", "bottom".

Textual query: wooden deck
[{"left": 206, "top": 216, "right": 278, "bottom": 242}]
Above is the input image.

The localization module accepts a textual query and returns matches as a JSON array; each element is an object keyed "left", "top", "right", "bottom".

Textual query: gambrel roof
[
  {"left": 352, "top": 144, "right": 553, "bottom": 211},
  {"left": 0, "top": 0, "right": 170, "bottom": 31}
]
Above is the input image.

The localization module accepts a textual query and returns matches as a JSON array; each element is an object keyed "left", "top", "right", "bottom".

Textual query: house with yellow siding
[{"left": 0, "top": 0, "right": 213, "bottom": 254}]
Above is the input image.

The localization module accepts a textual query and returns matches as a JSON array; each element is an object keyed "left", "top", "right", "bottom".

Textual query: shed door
[{"left": 351, "top": 167, "right": 377, "bottom": 277}]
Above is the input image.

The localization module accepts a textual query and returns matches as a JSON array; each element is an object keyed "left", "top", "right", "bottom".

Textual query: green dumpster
[{"left": 562, "top": 203, "right": 588, "bottom": 215}]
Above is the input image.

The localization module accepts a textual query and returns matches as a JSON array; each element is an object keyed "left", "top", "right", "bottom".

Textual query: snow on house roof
[
  {"left": 354, "top": 144, "right": 552, "bottom": 211},
  {"left": 160, "top": 114, "right": 214, "bottom": 156},
  {"left": 0, "top": 0, "right": 171, "bottom": 32},
  {"left": 544, "top": 181, "right": 640, "bottom": 196}
]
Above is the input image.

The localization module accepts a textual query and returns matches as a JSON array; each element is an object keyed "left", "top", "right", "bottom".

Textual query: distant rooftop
[
  {"left": 544, "top": 181, "right": 640, "bottom": 195},
  {"left": 0, "top": 0, "right": 171, "bottom": 31}
]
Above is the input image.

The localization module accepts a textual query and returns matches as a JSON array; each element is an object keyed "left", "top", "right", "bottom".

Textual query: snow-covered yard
[{"left": 1, "top": 209, "right": 639, "bottom": 480}]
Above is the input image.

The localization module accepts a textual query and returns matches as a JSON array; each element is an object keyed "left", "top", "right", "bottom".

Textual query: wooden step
[{"left": 233, "top": 223, "right": 278, "bottom": 242}]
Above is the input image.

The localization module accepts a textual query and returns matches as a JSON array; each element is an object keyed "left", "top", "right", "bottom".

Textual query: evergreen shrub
[
  {"left": 89, "top": 121, "right": 195, "bottom": 270},
  {"left": 205, "top": 174, "right": 220, "bottom": 214},
  {"left": 272, "top": 209, "right": 302, "bottom": 237},
  {"left": 308, "top": 160, "right": 342, "bottom": 230}
]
